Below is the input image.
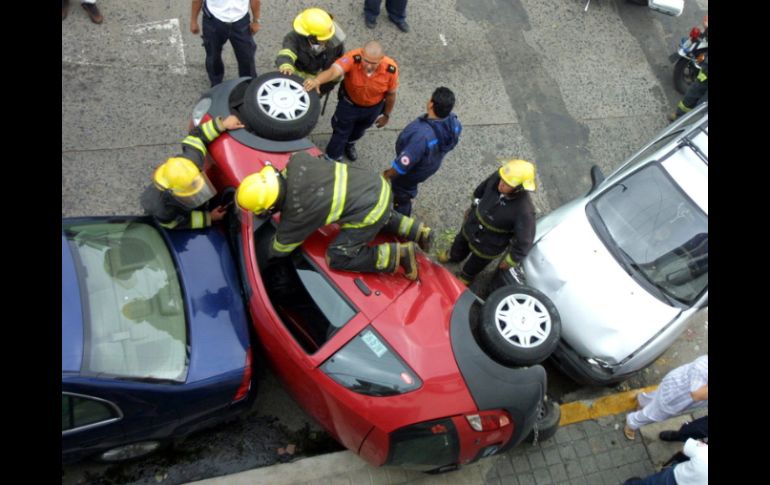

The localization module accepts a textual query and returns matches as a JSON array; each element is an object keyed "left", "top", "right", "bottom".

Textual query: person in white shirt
[
  {"left": 191, "top": 0, "right": 262, "bottom": 86},
  {"left": 623, "top": 438, "right": 707, "bottom": 485}
]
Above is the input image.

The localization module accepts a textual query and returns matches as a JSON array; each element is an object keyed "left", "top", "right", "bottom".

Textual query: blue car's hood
[{"left": 164, "top": 227, "right": 251, "bottom": 383}]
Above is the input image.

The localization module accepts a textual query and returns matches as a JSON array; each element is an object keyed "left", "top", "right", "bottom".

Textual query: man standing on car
[
  {"left": 303, "top": 41, "right": 398, "bottom": 162},
  {"left": 275, "top": 8, "right": 345, "bottom": 96},
  {"left": 382, "top": 87, "right": 461, "bottom": 216},
  {"left": 438, "top": 160, "right": 537, "bottom": 285},
  {"left": 191, "top": 0, "right": 262, "bottom": 87},
  {"left": 235, "top": 151, "right": 433, "bottom": 280},
  {"left": 141, "top": 114, "right": 245, "bottom": 230}
]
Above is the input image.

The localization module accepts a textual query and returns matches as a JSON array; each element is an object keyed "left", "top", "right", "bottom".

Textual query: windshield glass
[
  {"left": 591, "top": 164, "right": 707, "bottom": 304},
  {"left": 64, "top": 221, "right": 188, "bottom": 382}
]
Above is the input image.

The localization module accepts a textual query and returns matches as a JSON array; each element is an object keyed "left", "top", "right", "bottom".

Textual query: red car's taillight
[
  {"left": 233, "top": 348, "right": 252, "bottom": 402},
  {"left": 465, "top": 410, "right": 512, "bottom": 432},
  {"left": 689, "top": 27, "right": 701, "bottom": 42}
]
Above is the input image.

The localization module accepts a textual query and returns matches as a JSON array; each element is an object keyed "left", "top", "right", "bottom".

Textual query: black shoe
[
  {"left": 390, "top": 17, "right": 409, "bottom": 32},
  {"left": 658, "top": 431, "right": 681, "bottom": 442},
  {"left": 81, "top": 2, "right": 103, "bottom": 24},
  {"left": 365, "top": 17, "right": 376, "bottom": 29},
  {"left": 344, "top": 144, "right": 358, "bottom": 161}
]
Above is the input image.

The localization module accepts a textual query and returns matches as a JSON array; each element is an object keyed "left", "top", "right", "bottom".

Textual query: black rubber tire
[
  {"left": 673, "top": 57, "right": 696, "bottom": 95},
  {"left": 525, "top": 399, "right": 561, "bottom": 443},
  {"left": 479, "top": 285, "right": 561, "bottom": 367},
  {"left": 241, "top": 72, "right": 320, "bottom": 141}
]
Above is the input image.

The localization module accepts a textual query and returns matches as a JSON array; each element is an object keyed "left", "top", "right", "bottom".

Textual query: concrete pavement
[{"left": 191, "top": 391, "right": 707, "bottom": 485}]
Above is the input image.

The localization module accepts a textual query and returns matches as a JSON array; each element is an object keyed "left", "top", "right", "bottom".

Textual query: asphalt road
[{"left": 62, "top": 1, "right": 708, "bottom": 483}]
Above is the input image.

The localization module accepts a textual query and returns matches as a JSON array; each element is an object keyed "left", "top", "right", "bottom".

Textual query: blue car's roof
[
  {"left": 61, "top": 218, "right": 251, "bottom": 382},
  {"left": 62, "top": 234, "right": 84, "bottom": 373}
]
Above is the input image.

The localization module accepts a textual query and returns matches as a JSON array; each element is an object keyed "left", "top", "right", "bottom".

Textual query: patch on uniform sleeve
[
  {"left": 341, "top": 56, "right": 350, "bottom": 64},
  {"left": 353, "top": 55, "right": 361, "bottom": 63},
  {"left": 400, "top": 155, "right": 410, "bottom": 166},
  {"left": 387, "top": 64, "right": 396, "bottom": 73}
]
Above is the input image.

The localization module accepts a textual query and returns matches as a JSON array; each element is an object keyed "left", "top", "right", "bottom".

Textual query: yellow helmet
[
  {"left": 236, "top": 166, "right": 281, "bottom": 214},
  {"left": 499, "top": 159, "right": 536, "bottom": 191},
  {"left": 153, "top": 157, "right": 216, "bottom": 208},
  {"left": 293, "top": 8, "right": 335, "bottom": 41}
]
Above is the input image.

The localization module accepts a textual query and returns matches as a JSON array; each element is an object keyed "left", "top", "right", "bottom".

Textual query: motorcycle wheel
[{"left": 673, "top": 57, "right": 697, "bottom": 95}]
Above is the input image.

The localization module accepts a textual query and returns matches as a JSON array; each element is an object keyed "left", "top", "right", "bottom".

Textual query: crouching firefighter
[
  {"left": 438, "top": 159, "right": 537, "bottom": 285},
  {"left": 235, "top": 151, "right": 433, "bottom": 280},
  {"left": 141, "top": 114, "right": 245, "bottom": 229}
]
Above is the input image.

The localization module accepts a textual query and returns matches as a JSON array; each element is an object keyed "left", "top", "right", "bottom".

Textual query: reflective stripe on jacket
[
  {"left": 461, "top": 172, "right": 535, "bottom": 263},
  {"left": 274, "top": 31, "right": 344, "bottom": 77},
  {"left": 269, "top": 151, "right": 393, "bottom": 258}
]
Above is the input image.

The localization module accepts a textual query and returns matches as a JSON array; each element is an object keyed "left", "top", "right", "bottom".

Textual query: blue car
[{"left": 62, "top": 217, "right": 255, "bottom": 463}]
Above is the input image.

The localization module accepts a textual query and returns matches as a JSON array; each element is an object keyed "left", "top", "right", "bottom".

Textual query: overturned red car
[{"left": 191, "top": 73, "right": 558, "bottom": 471}]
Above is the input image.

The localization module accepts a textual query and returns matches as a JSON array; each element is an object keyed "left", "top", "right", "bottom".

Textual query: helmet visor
[{"left": 172, "top": 172, "right": 216, "bottom": 209}]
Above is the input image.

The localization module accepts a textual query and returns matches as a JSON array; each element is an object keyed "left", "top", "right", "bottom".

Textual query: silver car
[{"left": 498, "top": 103, "right": 707, "bottom": 386}]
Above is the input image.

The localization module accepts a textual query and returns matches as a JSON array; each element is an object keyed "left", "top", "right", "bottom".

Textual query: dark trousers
[
  {"left": 448, "top": 232, "right": 496, "bottom": 280},
  {"left": 325, "top": 97, "right": 384, "bottom": 160},
  {"left": 391, "top": 190, "right": 413, "bottom": 216},
  {"left": 201, "top": 14, "right": 257, "bottom": 87},
  {"left": 675, "top": 415, "right": 708, "bottom": 441},
  {"left": 327, "top": 209, "right": 423, "bottom": 273},
  {"left": 675, "top": 78, "right": 708, "bottom": 116},
  {"left": 364, "top": 0, "right": 408, "bottom": 23},
  {"left": 624, "top": 466, "right": 676, "bottom": 485}
]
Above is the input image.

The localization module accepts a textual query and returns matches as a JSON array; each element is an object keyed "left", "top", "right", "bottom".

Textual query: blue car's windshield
[
  {"left": 64, "top": 221, "right": 188, "bottom": 382},
  {"left": 589, "top": 163, "right": 707, "bottom": 305}
]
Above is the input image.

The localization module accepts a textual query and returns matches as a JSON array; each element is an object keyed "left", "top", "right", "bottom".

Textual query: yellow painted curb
[{"left": 559, "top": 385, "right": 658, "bottom": 426}]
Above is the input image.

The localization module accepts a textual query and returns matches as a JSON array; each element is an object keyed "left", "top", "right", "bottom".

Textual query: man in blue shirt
[{"left": 382, "top": 87, "right": 461, "bottom": 216}]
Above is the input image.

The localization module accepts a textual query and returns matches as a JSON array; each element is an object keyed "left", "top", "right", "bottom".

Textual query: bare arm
[
  {"left": 383, "top": 167, "right": 399, "bottom": 180},
  {"left": 375, "top": 92, "right": 397, "bottom": 128},
  {"left": 191, "top": 0, "right": 203, "bottom": 34},
  {"left": 303, "top": 64, "right": 343, "bottom": 92},
  {"left": 249, "top": 0, "right": 261, "bottom": 34},
  {"left": 691, "top": 384, "right": 708, "bottom": 401}
]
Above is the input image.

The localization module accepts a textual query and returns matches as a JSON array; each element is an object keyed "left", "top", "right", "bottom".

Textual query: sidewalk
[{"left": 191, "top": 397, "right": 708, "bottom": 485}]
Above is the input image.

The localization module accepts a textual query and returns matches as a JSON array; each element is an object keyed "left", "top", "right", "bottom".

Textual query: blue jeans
[
  {"left": 201, "top": 13, "right": 257, "bottom": 86},
  {"left": 364, "top": 0, "right": 407, "bottom": 24}
]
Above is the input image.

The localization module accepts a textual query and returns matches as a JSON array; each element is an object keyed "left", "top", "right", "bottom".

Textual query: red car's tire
[{"left": 241, "top": 72, "right": 320, "bottom": 141}]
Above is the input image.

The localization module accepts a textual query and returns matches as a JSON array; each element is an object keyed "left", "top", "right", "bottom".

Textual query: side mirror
[
  {"left": 648, "top": 0, "right": 684, "bottom": 17},
  {"left": 586, "top": 165, "right": 605, "bottom": 196}
]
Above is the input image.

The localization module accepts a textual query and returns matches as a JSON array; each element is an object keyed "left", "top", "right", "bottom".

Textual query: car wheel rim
[
  {"left": 494, "top": 293, "right": 552, "bottom": 348},
  {"left": 256, "top": 78, "right": 310, "bottom": 121}
]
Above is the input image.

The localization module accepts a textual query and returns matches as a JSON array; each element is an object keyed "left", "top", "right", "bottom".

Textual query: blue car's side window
[{"left": 62, "top": 394, "right": 119, "bottom": 432}]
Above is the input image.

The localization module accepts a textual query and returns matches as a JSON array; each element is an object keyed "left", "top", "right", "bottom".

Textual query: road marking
[
  {"left": 559, "top": 385, "right": 658, "bottom": 426},
  {"left": 129, "top": 18, "right": 187, "bottom": 75},
  {"left": 439, "top": 33, "right": 448, "bottom": 46}
]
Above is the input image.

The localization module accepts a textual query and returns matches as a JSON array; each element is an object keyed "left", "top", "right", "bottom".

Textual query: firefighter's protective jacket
[
  {"left": 269, "top": 151, "right": 392, "bottom": 258},
  {"left": 275, "top": 31, "right": 344, "bottom": 78},
  {"left": 140, "top": 117, "right": 225, "bottom": 230},
  {"left": 461, "top": 172, "right": 536, "bottom": 265}
]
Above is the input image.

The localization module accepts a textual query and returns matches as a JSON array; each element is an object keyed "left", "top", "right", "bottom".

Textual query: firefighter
[
  {"left": 141, "top": 114, "right": 245, "bottom": 229},
  {"left": 275, "top": 8, "right": 345, "bottom": 95},
  {"left": 669, "top": 53, "right": 708, "bottom": 122},
  {"left": 235, "top": 151, "right": 433, "bottom": 280},
  {"left": 438, "top": 159, "right": 537, "bottom": 285}
]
